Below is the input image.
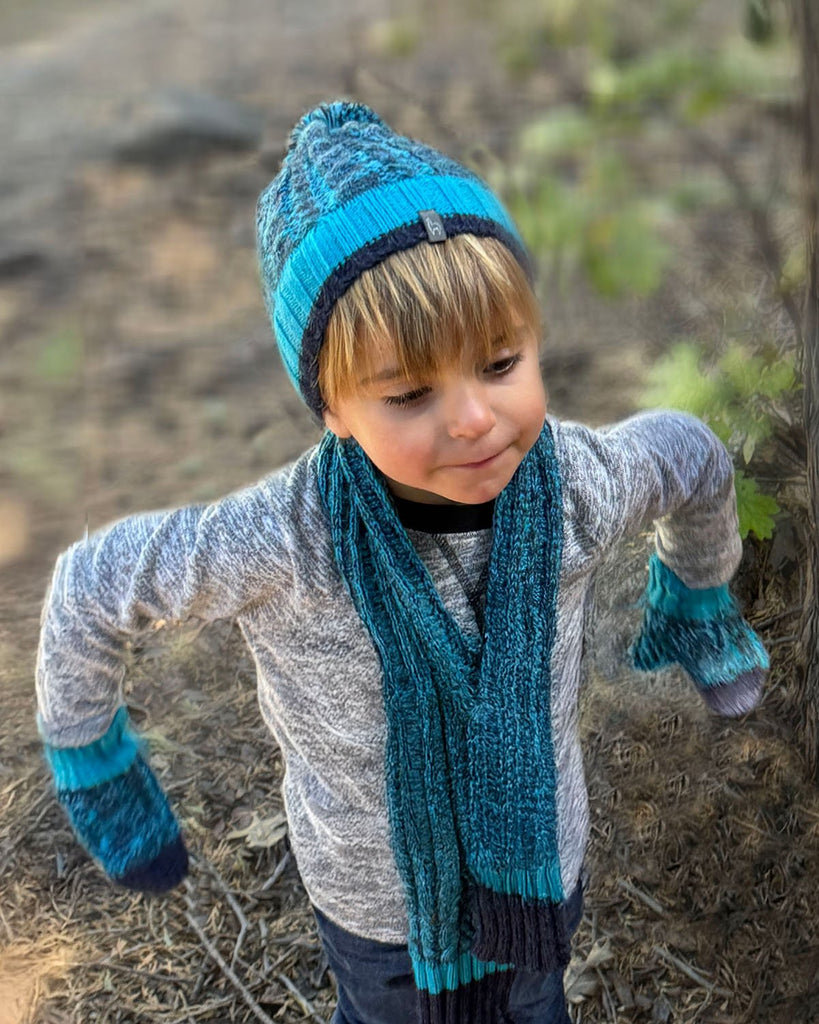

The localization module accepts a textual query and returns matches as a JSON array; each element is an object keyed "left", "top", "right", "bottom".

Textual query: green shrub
[{"left": 638, "top": 340, "right": 797, "bottom": 540}]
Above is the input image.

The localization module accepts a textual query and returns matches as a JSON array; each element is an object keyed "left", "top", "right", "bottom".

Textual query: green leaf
[
  {"left": 638, "top": 342, "right": 723, "bottom": 417},
  {"left": 734, "top": 469, "right": 779, "bottom": 540},
  {"left": 591, "top": 48, "right": 705, "bottom": 106},
  {"left": 505, "top": 173, "right": 588, "bottom": 274},
  {"left": 718, "top": 341, "right": 777, "bottom": 399},
  {"left": 499, "top": 36, "right": 540, "bottom": 78},
  {"left": 760, "top": 356, "right": 796, "bottom": 397},
  {"left": 589, "top": 39, "right": 788, "bottom": 116}
]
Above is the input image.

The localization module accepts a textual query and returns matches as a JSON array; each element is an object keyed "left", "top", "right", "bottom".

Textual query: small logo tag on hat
[{"left": 419, "top": 210, "right": 446, "bottom": 243}]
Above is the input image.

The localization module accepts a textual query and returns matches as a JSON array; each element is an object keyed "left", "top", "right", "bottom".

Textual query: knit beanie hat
[{"left": 256, "top": 100, "right": 532, "bottom": 417}]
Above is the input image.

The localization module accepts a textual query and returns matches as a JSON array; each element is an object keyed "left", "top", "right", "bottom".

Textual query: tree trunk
[{"left": 794, "top": 0, "right": 819, "bottom": 778}]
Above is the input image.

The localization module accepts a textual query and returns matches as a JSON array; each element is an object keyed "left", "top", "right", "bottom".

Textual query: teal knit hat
[{"left": 256, "top": 100, "right": 532, "bottom": 417}]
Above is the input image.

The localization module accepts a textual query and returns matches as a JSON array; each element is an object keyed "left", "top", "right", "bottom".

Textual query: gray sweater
[{"left": 36, "top": 410, "right": 744, "bottom": 942}]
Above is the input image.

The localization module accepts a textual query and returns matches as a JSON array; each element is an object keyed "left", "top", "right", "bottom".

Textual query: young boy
[{"left": 36, "top": 101, "right": 769, "bottom": 1024}]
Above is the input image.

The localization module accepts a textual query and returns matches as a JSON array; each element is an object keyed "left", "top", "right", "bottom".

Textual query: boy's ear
[{"left": 322, "top": 406, "right": 353, "bottom": 439}]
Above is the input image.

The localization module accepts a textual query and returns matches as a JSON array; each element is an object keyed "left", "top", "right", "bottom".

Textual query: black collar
[{"left": 392, "top": 495, "right": 495, "bottom": 534}]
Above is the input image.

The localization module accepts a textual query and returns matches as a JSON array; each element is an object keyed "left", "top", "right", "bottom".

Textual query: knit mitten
[
  {"left": 631, "top": 553, "right": 769, "bottom": 717},
  {"left": 43, "top": 707, "right": 188, "bottom": 891}
]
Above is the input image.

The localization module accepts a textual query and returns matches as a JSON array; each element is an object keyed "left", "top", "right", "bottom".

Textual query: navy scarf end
[
  {"left": 469, "top": 881, "right": 582, "bottom": 972},
  {"left": 419, "top": 970, "right": 516, "bottom": 1024}
]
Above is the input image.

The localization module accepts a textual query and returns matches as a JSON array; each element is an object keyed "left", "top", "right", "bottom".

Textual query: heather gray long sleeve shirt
[{"left": 36, "top": 410, "right": 745, "bottom": 942}]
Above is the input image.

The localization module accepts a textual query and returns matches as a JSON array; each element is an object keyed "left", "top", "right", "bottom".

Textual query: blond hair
[{"left": 318, "top": 235, "right": 540, "bottom": 407}]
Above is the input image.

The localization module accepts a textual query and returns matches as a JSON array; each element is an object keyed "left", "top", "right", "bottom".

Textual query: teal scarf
[{"left": 316, "top": 421, "right": 565, "bottom": 1019}]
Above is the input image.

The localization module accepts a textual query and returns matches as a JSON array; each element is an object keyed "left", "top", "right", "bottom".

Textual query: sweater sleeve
[
  {"left": 36, "top": 468, "right": 299, "bottom": 749},
  {"left": 553, "top": 409, "right": 742, "bottom": 588}
]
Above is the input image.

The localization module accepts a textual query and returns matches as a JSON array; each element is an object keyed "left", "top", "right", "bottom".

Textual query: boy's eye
[
  {"left": 487, "top": 353, "right": 523, "bottom": 376},
  {"left": 384, "top": 386, "right": 431, "bottom": 408}
]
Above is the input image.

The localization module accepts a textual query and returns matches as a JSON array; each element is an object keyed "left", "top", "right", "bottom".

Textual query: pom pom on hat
[{"left": 287, "top": 100, "right": 385, "bottom": 149}]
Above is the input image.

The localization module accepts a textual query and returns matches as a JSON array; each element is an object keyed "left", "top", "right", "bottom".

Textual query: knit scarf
[{"left": 315, "top": 422, "right": 570, "bottom": 1023}]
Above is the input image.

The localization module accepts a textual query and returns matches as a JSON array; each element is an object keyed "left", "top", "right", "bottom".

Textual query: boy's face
[{"left": 322, "top": 321, "right": 547, "bottom": 505}]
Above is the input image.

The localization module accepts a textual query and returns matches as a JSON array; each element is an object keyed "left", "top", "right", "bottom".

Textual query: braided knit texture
[
  {"left": 44, "top": 707, "right": 188, "bottom": 891},
  {"left": 631, "top": 553, "right": 768, "bottom": 716},
  {"left": 257, "top": 102, "right": 474, "bottom": 299},
  {"left": 315, "top": 421, "right": 564, "bottom": 1000}
]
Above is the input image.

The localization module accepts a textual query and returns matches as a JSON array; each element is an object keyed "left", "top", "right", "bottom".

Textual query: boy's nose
[{"left": 444, "top": 382, "right": 496, "bottom": 439}]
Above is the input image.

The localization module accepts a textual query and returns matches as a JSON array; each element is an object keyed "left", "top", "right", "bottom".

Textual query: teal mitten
[
  {"left": 631, "top": 553, "right": 769, "bottom": 717},
  {"left": 43, "top": 707, "right": 188, "bottom": 891}
]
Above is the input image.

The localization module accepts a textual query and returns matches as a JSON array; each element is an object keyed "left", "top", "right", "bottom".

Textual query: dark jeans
[{"left": 313, "top": 886, "right": 583, "bottom": 1024}]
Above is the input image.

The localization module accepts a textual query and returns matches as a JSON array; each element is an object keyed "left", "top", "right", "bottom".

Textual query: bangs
[{"left": 319, "top": 234, "right": 540, "bottom": 406}]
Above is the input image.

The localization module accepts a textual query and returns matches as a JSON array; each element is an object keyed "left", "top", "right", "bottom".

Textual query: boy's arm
[
  {"left": 37, "top": 481, "right": 293, "bottom": 745},
  {"left": 35, "top": 472, "right": 296, "bottom": 891},
  {"left": 557, "top": 409, "right": 741, "bottom": 585},
  {"left": 556, "top": 410, "right": 767, "bottom": 716}
]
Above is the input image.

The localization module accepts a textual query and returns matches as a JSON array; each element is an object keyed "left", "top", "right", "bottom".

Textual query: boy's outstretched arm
[
  {"left": 35, "top": 469, "right": 298, "bottom": 890},
  {"left": 554, "top": 409, "right": 768, "bottom": 716}
]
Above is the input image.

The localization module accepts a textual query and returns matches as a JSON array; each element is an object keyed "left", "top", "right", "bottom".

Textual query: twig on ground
[
  {"left": 0, "top": 766, "right": 39, "bottom": 806},
  {"left": 617, "top": 878, "right": 668, "bottom": 917},
  {"left": 189, "top": 951, "right": 211, "bottom": 1004},
  {"left": 596, "top": 969, "right": 617, "bottom": 1021},
  {"left": 259, "top": 850, "right": 292, "bottom": 892},
  {"left": 184, "top": 897, "right": 276, "bottom": 1024},
  {"left": 192, "top": 857, "right": 249, "bottom": 970},
  {"left": 0, "top": 900, "right": 12, "bottom": 942},
  {"left": 166, "top": 995, "right": 236, "bottom": 1023},
  {"left": 653, "top": 945, "right": 733, "bottom": 999},
  {"left": 276, "top": 972, "right": 327, "bottom": 1024},
  {"left": 89, "top": 960, "right": 188, "bottom": 985}
]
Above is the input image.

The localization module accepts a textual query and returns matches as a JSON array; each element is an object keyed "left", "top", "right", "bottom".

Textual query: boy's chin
[{"left": 385, "top": 476, "right": 508, "bottom": 506}]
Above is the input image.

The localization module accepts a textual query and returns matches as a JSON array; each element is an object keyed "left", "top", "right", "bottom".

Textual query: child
[{"left": 36, "top": 101, "right": 769, "bottom": 1024}]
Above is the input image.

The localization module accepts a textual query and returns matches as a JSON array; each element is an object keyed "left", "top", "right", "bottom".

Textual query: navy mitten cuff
[{"left": 44, "top": 707, "right": 188, "bottom": 891}]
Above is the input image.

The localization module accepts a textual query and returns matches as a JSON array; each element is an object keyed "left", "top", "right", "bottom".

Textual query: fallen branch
[
  {"left": 259, "top": 849, "right": 292, "bottom": 892},
  {"left": 617, "top": 878, "right": 668, "bottom": 917},
  {"left": 192, "top": 857, "right": 249, "bottom": 970},
  {"left": 652, "top": 944, "right": 733, "bottom": 999},
  {"left": 276, "top": 971, "right": 327, "bottom": 1024},
  {"left": 184, "top": 898, "right": 276, "bottom": 1024}
]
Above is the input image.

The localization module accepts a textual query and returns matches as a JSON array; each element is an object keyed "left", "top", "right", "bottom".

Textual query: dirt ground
[{"left": 1, "top": 1, "right": 818, "bottom": 1022}]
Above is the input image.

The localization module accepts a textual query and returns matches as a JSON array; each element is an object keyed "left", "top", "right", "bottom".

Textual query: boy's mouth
[{"left": 455, "top": 447, "right": 507, "bottom": 470}]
